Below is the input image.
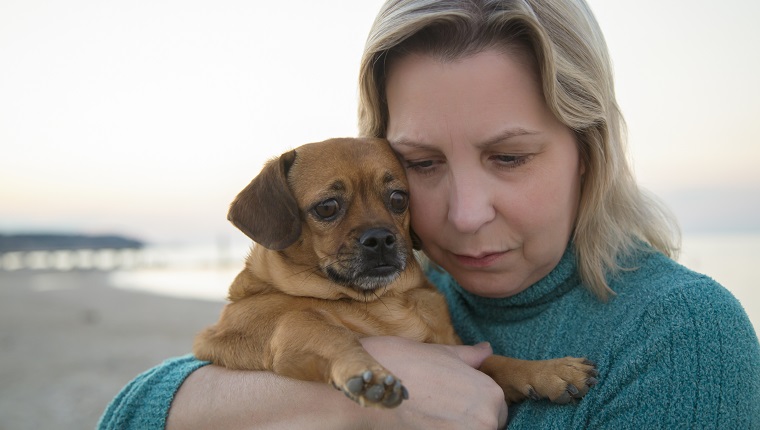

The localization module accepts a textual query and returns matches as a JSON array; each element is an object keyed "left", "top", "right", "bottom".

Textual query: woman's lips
[{"left": 452, "top": 251, "right": 508, "bottom": 268}]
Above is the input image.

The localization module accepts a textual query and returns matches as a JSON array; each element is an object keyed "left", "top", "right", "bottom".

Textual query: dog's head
[{"left": 228, "top": 137, "right": 420, "bottom": 298}]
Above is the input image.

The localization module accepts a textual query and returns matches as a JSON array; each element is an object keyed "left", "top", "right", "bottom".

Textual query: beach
[{"left": 0, "top": 270, "right": 224, "bottom": 430}]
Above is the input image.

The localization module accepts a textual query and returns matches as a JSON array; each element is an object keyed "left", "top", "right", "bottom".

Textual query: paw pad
[{"left": 339, "top": 369, "right": 408, "bottom": 408}]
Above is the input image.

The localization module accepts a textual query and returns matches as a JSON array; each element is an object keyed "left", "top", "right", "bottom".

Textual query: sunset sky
[{"left": 1, "top": 0, "right": 758, "bottom": 245}]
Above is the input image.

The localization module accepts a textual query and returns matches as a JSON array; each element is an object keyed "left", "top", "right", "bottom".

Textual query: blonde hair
[{"left": 358, "top": 0, "right": 680, "bottom": 300}]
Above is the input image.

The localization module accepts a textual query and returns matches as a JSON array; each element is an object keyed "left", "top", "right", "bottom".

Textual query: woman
[{"left": 99, "top": 0, "right": 760, "bottom": 428}]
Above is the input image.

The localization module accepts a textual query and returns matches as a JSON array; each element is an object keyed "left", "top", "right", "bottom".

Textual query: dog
[{"left": 193, "top": 137, "right": 598, "bottom": 408}]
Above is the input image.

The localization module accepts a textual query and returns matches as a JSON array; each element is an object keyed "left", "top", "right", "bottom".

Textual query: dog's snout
[{"left": 359, "top": 228, "right": 396, "bottom": 251}]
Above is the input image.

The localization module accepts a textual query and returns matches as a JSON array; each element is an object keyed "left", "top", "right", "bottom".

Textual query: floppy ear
[{"left": 227, "top": 150, "right": 301, "bottom": 250}]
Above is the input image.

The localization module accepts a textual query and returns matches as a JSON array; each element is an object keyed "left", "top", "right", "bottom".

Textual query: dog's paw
[
  {"left": 526, "top": 357, "right": 598, "bottom": 404},
  {"left": 332, "top": 368, "right": 409, "bottom": 408}
]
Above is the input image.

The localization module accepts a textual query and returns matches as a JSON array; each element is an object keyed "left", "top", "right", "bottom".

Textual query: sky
[{"left": 1, "top": 0, "right": 759, "bottom": 245}]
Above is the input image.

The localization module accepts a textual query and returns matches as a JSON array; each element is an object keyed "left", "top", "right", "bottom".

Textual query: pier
[
  {"left": 0, "top": 248, "right": 143, "bottom": 271},
  {"left": 0, "top": 233, "right": 144, "bottom": 271}
]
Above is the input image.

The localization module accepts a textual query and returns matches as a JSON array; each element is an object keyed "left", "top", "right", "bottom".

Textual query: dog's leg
[
  {"left": 269, "top": 310, "right": 408, "bottom": 408},
  {"left": 479, "top": 355, "right": 598, "bottom": 404}
]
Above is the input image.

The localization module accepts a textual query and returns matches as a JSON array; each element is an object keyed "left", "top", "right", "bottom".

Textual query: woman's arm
[
  {"left": 166, "top": 366, "right": 357, "bottom": 430},
  {"left": 167, "top": 337, "right": 508, "bottom": 430}
]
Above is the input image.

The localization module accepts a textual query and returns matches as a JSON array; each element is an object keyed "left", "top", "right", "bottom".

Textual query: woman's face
[{"left": 385, "top": 49, "right": 584, "bottom": 298}]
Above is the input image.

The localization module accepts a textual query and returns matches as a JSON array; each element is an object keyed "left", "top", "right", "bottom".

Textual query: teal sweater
[
  {"left": 99, "top": 246, "right": 760, "bottom": 429},
  {"left": 428, "top": 246, "right": 760, "bottom": 429}
]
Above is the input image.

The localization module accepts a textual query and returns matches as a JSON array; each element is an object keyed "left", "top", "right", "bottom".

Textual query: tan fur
[{"left": 194, "top": 137, "right": 597, "bottom": 408}]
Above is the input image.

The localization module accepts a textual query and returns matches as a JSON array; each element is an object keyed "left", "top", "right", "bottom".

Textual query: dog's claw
[
  {"left": 381, "top": 380, "right": 407, "bottom": 407},
  {"left": 587, "top": 377, "right": 599, "bottom": 387},
  {"left": 567, "top": 384, "right": 583, "bottom": 399},
  {"left": 583, "top": 362, "right": 599, "bottom": 378},
  {"left": 527, "top": 386, "right": 540, "bottom": 401},
  {"left": 383, "top": 389, "right": 402, "bottom": 406},
  {"left": 362, "top": 370, "right": 373, "bottom": 383}
]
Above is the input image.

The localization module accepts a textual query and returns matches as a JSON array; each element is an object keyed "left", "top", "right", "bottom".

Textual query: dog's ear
[
  {"left": 410, "top": 227, "right": 423, "bottom": 251},
  {"left": 227, "top": 150, "right": 301, "bottom": 250}
]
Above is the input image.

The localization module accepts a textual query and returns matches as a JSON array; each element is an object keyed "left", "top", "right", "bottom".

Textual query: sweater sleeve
[
  {"left": 97, "top": 355, "right": 209, "bottom": 430},
  {"left": 586, "top": 279, "right": 760, "bottom": 429}
]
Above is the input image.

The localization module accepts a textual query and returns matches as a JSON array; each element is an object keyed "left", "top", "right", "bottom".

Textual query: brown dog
[{"left": 193, "top": 137, "right": 597, "bottom": 408}]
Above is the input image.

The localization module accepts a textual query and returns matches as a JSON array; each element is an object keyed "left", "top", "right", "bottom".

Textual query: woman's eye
[
  {"left": 313, "top": 199, "right": 340, "bottom": 220},
  {"left": 409, "top": 160, "right": 433, "bottom": 168},
  {"left": 492, "top": 154, "right": 531, "bottom": 168},
  {"left": 405, "top": 159, "right": 439, "bottom": 175},
  {"left": 389, "top": 190, "right": 409, "bottom": 213}
]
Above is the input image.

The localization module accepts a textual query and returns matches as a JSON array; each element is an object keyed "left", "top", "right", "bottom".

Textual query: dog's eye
[
  {"left": 389, "top": 191, "right": 408, "bottom": 213},
  {"left": 313, "top": 199, "right": 340, "bottom": 220}
]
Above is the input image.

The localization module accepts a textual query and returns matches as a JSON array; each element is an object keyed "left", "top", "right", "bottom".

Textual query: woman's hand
[
  {"left": 167, "top": 336, "right": 507, "bottom": 430},
  {"left": 358, "top": 336, "right": 508, "bottom": 429}
]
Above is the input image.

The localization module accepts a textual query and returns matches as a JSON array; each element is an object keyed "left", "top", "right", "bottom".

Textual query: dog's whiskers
[{"left": 285, "top": 253, "right": 355, "bottom": 291}]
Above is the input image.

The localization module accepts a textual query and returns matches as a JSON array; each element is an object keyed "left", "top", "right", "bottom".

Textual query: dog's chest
[{"left": 342, "top": 290, "right": 458, "bottom": 344}]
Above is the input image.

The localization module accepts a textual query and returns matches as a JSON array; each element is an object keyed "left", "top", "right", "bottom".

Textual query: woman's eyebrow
[
  {"left": 389, "top": 127, "right": 539, "bottom": 150},
  {"left": 387, "top": 137, "right": 433, "bottom": 150},
  {"left": 477, "top": 127, "right": 539, "bottom": 149}
]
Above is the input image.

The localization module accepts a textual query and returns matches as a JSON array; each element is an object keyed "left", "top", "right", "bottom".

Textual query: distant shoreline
[{"left": 0, "top": 232, "right": 144, "bottom": 252}]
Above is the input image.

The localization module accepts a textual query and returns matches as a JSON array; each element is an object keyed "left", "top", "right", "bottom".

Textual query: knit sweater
[
  {"left": 98, "top": 246, "right": 760, "bottom": 429},
  {"left": 98, "top": 354, "right": 207, "bottom": 430},
  {"left": 428, "top": 245, "right": 760, "bottom": 429}
]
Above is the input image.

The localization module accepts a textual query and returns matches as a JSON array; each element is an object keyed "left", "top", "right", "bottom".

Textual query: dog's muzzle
[
  {"left": 325, "top": 228, "right": 407, "bottom": 293},
  {"left": 359, "top": 228, "right": 400, "bottom": 277}
]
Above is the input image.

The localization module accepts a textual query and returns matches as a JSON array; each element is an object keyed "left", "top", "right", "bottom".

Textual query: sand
[{"left": 0, "top": 270, "right": 224, "bottom": 430}]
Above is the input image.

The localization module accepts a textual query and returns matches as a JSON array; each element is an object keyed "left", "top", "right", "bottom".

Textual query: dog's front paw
[
  {"left": 527, "top": 357, "right": 598, "bottom": 404},
  {"left": 333, "top": 367, "right": 409, "bottom": 408}
]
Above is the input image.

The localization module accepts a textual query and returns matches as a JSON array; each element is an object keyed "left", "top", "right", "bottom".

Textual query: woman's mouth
[{"left": 452, "top": 251, "right": 507, "bottom": 268}]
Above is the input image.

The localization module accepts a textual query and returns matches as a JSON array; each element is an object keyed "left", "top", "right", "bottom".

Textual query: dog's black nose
[{"left": 359, "top": 228, "right": 396, "bottom": 251}]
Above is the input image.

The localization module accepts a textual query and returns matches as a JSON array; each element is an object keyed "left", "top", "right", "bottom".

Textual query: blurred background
[{"left": 1, "top": 0, "right": 758, "bottom": 428}]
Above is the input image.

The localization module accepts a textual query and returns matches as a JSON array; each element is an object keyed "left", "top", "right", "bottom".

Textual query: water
[
  {"left": 108, "top": 242, "right": 250, "bottom": 301},
  {"left": 102, "top": 233, "right": 760, "bottom": 331}
]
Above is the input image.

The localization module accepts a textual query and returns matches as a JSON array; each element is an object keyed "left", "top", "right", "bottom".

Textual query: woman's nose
[{"left": 447, "top": 172, "right": 496, "bottom": 233}]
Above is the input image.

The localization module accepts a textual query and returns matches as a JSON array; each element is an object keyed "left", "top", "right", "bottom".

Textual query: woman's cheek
[{"left": 409, "top": 189, "right": 440, "bottom": 243}]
